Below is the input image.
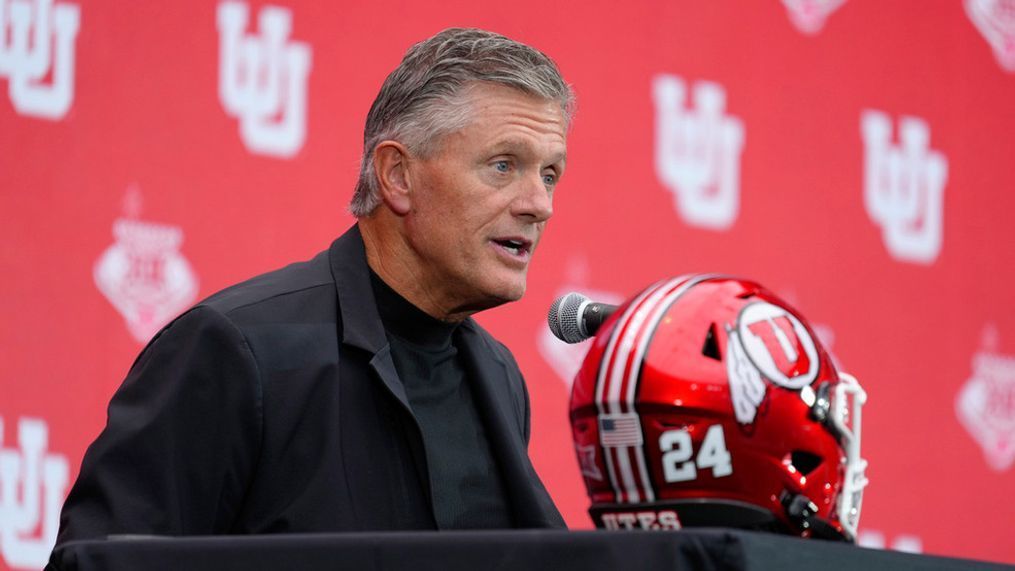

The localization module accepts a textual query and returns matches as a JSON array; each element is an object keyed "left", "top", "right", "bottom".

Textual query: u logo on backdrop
[
  {"left": 217, "top": 1, "right": 313, "bottom": 159},
  {"left": 652, "top": 74, "right": 745, "bottom": 231},
  {"left": 0, "top": 417, "right": 69, "bottom": 570},
  {"left": 860, "top": 110, "right": 949, "bottom": 265},
  {"left": 0, "top": 0, "right": 80, "bottom": 120}
]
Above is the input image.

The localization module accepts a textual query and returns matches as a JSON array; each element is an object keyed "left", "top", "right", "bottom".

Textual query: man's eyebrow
[{"left": 490, "top": 139, "right": 532, "bottom": 154}]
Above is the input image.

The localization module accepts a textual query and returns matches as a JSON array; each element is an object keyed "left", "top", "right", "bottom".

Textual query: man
[{"left": 54, "top": 27, "right": 571, "bottom": 543}]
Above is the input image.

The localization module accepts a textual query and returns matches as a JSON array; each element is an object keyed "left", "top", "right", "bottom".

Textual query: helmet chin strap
[{"left": 783, "top": 494, "right": 851, "bottom": 542}]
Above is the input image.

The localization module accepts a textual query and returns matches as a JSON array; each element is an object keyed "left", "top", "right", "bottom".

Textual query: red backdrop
[{"left": 2, "top": 1, "right": 1014, "bottom": 569}]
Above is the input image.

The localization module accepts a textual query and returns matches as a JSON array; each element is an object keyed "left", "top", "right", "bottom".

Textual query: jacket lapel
[
  {"left": 457, "top": 322, "right": 565, "bottom": 528},
  {"left": 327, "top": 224, "right": 411, "bottom": 409}
]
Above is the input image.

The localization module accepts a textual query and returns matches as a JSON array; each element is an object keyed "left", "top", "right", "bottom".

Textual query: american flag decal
[{"left": 599, "top": 413, "right": 644, "bottom": 447}]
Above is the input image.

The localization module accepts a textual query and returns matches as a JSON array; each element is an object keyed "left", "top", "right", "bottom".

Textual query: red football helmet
[{"left": 570, "top": 275, "right": 868, "bottom": 541}]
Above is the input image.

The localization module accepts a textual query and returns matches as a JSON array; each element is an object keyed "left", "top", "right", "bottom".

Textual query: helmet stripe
[
  {"left": 595, "top": 277, "right": 690, "bottom": 503},
  {"left": 616, "top": 279, "right": 692, "bottom": 502},
  {"left": 594, "top": 278, "right": 673, "bottom": 503},
  {"left": 597, "top": 275, "right": 718, "bottom": 504},
  {"left": 627, "top": 275, "right": 719, "bottom": 501}
]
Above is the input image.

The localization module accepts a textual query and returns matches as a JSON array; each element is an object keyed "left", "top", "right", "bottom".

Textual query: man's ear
[{"left": 373, "top": 141, "right": 412, "bottom": 216}]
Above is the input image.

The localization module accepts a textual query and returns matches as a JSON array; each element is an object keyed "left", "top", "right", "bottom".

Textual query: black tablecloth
[{"left": 49, "top": 529, "right": 1011, "bottom": 571}]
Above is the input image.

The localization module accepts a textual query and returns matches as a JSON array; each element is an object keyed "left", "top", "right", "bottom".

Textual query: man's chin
[
  {"left": 497, "top": 277, "right": 527, "bottom": 302},
  {"left": 473, "top": 280, "right": 527, "bottom": 311}
]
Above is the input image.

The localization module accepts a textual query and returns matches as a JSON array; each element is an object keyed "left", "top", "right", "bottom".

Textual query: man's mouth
[{"left": 492, "top": 237, "right": 532, "bottom": 257}]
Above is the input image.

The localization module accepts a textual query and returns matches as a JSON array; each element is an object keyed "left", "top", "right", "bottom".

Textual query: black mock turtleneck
[{"left": 369, "top": 270, "right": 512, "bottom": 529}]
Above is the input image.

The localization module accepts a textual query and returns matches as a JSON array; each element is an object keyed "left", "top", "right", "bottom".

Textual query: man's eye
[
  {"left": 494, "top": 161, "right": 510, "bottom": 173},
  {"left": 542, "top": 173, "right": 557, "bottom": 186}
]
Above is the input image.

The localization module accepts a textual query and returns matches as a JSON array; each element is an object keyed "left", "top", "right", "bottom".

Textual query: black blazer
[{"left": 55, "top": 225, "right": 564, "bottom": 544}]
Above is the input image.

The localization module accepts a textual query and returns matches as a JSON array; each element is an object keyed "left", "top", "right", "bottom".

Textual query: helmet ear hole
[
  {"left": 790, "top": 450, "right": 823, "bottom": 475},
  {"left": 702, "top": 323, "right": 722, "bottom": 360}
]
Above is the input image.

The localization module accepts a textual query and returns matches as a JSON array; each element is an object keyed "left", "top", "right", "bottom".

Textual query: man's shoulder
[{"left": 198, "top": 248, "right": 335, "bottom": 323}]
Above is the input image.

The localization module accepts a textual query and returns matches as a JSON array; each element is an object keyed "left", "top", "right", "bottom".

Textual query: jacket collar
[
  {"left": 328, "top": 224, "right": 389, "bottom": 354},
  {"left": 328, "top": 224, "right": 416, "bottom": 409}
]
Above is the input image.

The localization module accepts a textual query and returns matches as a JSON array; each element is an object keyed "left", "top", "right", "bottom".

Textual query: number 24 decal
[{"left": 660, "top": 424, "right": 733, "bottom": 483}]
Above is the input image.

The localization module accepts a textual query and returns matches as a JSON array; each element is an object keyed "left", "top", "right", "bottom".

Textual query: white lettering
[
  {"left": 599, "top": 510, "right": 682, "bottom": 531},
  {"left": 661, "top": 425, "right": 733, "bottom": 482},
  {"left": 657, "top": 510, "right": 682, "bottom": 530},
  {"left": 660, "top": 429, "right": 696, "bottom": 483},
  {"left": 615, "top": 512, "right": 638, "bottom": 530}
]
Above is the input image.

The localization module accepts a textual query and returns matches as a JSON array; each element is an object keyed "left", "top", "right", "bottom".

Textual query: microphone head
[{"left": 548, "top": 292, "right": 591, "bottom": 344}]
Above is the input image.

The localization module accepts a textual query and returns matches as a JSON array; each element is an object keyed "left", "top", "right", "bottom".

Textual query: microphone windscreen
[{"left": 548, "top": 292, "right": 589, "bottom": 344}]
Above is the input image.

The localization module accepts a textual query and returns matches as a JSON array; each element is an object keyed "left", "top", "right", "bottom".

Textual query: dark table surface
[{"left": 49, "top": 528, "right": 1013, "bottom": 571}]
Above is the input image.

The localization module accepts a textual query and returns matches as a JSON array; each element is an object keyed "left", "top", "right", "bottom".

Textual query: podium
[{"left": 49, "top": 529, "right": 1011, "bottom": 571}]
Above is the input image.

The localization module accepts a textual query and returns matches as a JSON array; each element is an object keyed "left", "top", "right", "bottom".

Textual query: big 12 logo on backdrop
[
  {"left": 0, "top": 416, "right": 69, "bottom": 570},
  {"left": 965, "top": 0, "right": 1015, "bottom": 73},
  {"left": 217, "top": 1, "right": 312, "bottom": 158},
  {"left": 0, "top": 0, "right": 80, "bottom": 120},
  {"left": 860, "top": 110, "right": 949, "bottom": 265},
  {"left": 93, "top": 189, "right": 199, "bottom": 344},
  {"left": 780, "top": 0, "right": 847, "bottom": 35},
  {"left": 652, "top": 74, "right": 745, "bottom": 231},
  {"left": 956, "top": 324, "right": 1015, "bottom": 472}
]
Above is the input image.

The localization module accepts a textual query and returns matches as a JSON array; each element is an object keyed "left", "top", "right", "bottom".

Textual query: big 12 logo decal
[
  {"left": 652, "top": 74, "right": 745, "bottom": 231},
  {"left": 0, "top": 416, "right": 69, "bottom": 570},
  {"left": 0, "top": 0, "right": 80, "bottom": 120},
  {"left": 860, "top": 110, "right": 949, "bottom": 265},
  {"left": 217, "top": 1, "right": 312, "bottom": 158}
]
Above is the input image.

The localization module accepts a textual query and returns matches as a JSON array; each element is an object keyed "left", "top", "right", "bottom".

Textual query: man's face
[{"left": 402, "top": 83, "right": 567, "bottom": 317}]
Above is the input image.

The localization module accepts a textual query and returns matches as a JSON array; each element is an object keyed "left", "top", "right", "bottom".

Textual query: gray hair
[{"left": 349, "top": 27, "right": 575, "bottom": 217}]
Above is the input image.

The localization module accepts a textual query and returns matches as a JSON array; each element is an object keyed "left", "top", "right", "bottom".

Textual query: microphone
[{"left": 547, "top": 292, "right": 618, "bottom": 344}]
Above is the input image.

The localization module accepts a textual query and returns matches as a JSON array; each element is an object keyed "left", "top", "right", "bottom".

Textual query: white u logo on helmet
[{"left": 737, "top": 302, "right": 819, "bottom": 390}]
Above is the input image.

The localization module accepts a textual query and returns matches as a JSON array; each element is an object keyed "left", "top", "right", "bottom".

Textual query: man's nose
[{"left": 513, "top": 174, "right": 553, "bottom": 223}]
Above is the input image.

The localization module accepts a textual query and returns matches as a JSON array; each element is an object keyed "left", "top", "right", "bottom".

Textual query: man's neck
[{"left": 358, "top": 215, "right": 472, "bottom": 323}]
